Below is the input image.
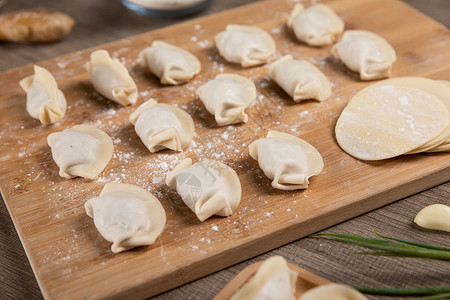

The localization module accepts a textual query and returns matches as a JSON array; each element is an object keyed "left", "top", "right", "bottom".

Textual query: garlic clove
[{"left": 414, "top": 204, "right": 450, "bottom": 233}]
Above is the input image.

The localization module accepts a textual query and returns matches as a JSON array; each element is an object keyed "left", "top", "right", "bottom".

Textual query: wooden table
[{"left": 0, "top": 0, "right": 448, "bottom": 299}]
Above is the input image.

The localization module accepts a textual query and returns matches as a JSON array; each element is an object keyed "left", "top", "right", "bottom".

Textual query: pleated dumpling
[
  {"left": 331, "top": 30, "right": 396, "bottom": 80},
  {"left": 85, "top": 183, "right": 166, "bottom": 253},
  {"left": 214, "top": 24, "right": 276, "bottom": 67},
  {"left": 87, "top": 49, "right": 138, "bottom": 106},
  {"left": 139, "top": 40, "right": 201, "bottom": 85},
  {"left": 197, "top": 73, "right": 256, "bottom": 126},
  {"left": 249, "top": 131, "right": 323, "bottom": 190},
  {"left": 287, "top": 3, "right": 344, "bottom": 46},
  {"left": 47, "top": 125, "right": 113, "bottom": 179},
  {"left": 269, "top": 55, "right": 331, "bottom": 102},
  {"left": 165, "top": 158, "right": 241, "bottom": 222},
  {"left": 19, "top": 65, "right": 67, "bottom": 124},
  {"left": 230, "top": 256, "right": 297, "bottom": 300},
  {"left": 129, "top": 99, "right": 194, "bottom": 153}
]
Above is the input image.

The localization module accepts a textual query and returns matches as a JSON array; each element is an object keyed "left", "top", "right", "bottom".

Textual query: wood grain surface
[{"left": 2, "top": 0, "right": 448, "bottom": 299}]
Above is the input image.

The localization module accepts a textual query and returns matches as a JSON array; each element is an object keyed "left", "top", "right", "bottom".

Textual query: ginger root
[{"left": 0, "top": 9, "right": 74, "bottom": 43}]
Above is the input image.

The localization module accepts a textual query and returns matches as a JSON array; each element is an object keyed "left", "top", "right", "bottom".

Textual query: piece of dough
[
  {"left": 47, "top": 125, "right": 113, "bottom": 179},
  {"left": 287, "top": 3, "right": 344, "bottom": 46},
  {"left": 214, "top": 24, "right": 276, "bottom": 67},
  {"left": 336, "top": 77, "right": 450, "bottom": 160},
  {"left": 230, "top": 256, "right": 297, "bottom": 300},
  {"left": 249, "top": 130, "right": 323, "bottom": 190},
  {"left": 414, "top": 204, "right": 450, "bottom": 233},
  {"left": 423, "top": 80, "right": 450, "bottom": 152},
  {"left": 129, "top": 99, "right": 194, "bottom": 152},
  {"left": 85, "top": 182, "right": 166, "bottom": 253},
  {"left": 349, "top": 78, "right": 450, "bottom": 154},
  {"left": 139, "top": 40, "right": 201, "bottom": 85},
  {"left": 268, "top": 55, "right": 331, "bottom": 102},
  {"left": 346, "top": 78, "right": 450, "bottom": 155},
  {"left": 331, "top": 30, "right": 396, "bottom": 80},
  {"left": 19, "top": 65, "right": 66, "bottom": 124},
  {"left": 87, "top": 49, "right": 138, "bottom": 106},
  {"left": 299, "top": 284, "right": 368, "bottom": 300},
  {"left": 166, "top": 158, "right": 241, "bottom": 222},
  {"left": 197, "top": 73, "right": 256, "bottom": 126}
]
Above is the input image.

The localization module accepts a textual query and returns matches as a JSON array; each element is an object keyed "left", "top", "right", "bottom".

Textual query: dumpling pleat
[
  {"left": 147, "top": 127, "right": 182, "bottom": 152},
  {"left": 195, "top": 191, "right": 229, "bottom": 221}
]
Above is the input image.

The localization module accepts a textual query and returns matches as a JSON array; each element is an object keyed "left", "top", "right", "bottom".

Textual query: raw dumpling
[
  {"left": 288, "top": 3, "right": 344, "bottom": 46},
  {"left": 129, "top": 99, "right": 194, "bottom": 152},
  {"left": 414, "top": 204, "right": 450, "bottom": 233},
  {"left": 214, "top": 24, "right": 276, "bottom": 67},
  {"left": 197, "top": 73, "right": 256, "bottom": 126},
  {"left": 269, "top": 55, "right": 331, "bottom": 102},
  {"left": 87, "top": 49, "right": 138, "bottom": 106},
  {"left": 85, "top": 182, "right": 166, "bottom": 253},
  {"left": 139, "top": 40, "right": 201, "bottom": 85},
  {"left": 249, "top": 131, "right": 323, "bottom": 190},
  {"left": 165, "top": 158, "right": 241, "bottom": 222},
  {"left": 299, "top": 284, "right": 368, "bottom": 300},
  {"left": 331, "top": 30, "right": 396, "bottom": 80},
  {"left": 230, "top": 256, "right": 297, "bottom": 300},
  {"left": 19, "top": 65, "right": 67, "bottom": 124},
  {"left": 47, "top": 125, "right": 113, "bottom": 179}
]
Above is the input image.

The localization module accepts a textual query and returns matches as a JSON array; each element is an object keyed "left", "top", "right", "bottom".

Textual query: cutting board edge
[{"left": 0, "top": 187, "right": 52, "bottom": 300}]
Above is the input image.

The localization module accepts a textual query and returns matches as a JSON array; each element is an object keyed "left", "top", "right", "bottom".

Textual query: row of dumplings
[
  {"left": 51, "top": 125, "right": 323, "bottom": 252},
  {"left": 20, "top": 50, "right": 331, "bottom": 129},
  {"left": 48, "top": 122, "right": 323, "bottom": 189}
]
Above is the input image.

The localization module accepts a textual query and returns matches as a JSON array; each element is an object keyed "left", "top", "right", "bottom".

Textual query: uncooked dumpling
[
  {"left": 331, "top": 30, "right": 396, "bottom": 80},
  {"left": 139, "top": 40, "right": 201, "bottom": 85},
  {"left": 87, "top": 49, "right": 138, "bottom": 106},
  {"left": 129, "top": 99, "right": 195, "bottom": 152},
  {"left": 299, "top": 284, "right": 368, "bottom": 300},
  {"left": 19, "top": 65, "right": 67, "bottom": 124},
  {"left": 214, "top": 24, "right": 276, "bottom": 67},
  {"left": 85, "top": 182, "right": 166, "bottom": 253},
  {"left": 335, "top": 77, "right": 450, "bottom": 160},
  {"left": 230, "top": 256, "right": 297, "bottom": 300},
  {"left": 288, "top": 3, "right": 344, "bottom": 46},
  {"left": 197, "top": 73, "right": 256, "bottom": 125},
  {"left": 268, "top": 55, "right": 331, "bottom": 102},
  {"left": 249, "top": 131, "right": 323, "bottom": 190},
  {"left": 165, "top": 158, "right": 241, "bottom": 222},
  {"left": 414, "top": 204, "right": 450, "bottom": 233},
  {"left": 47, "top": 125, "right": 113, "bottom": 179}
]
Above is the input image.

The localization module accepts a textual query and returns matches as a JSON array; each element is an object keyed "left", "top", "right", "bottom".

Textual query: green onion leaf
[
  {"left": 311, "top": 232, "right": 450, "bottom": 260},
  {"left": 374, "top": 231, "right": 450, "bottom": 252}
]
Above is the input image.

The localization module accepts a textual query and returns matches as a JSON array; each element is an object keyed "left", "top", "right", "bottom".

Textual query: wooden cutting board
[{"left": 0, "top": 0, "right": 449, "bottom": 299}]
